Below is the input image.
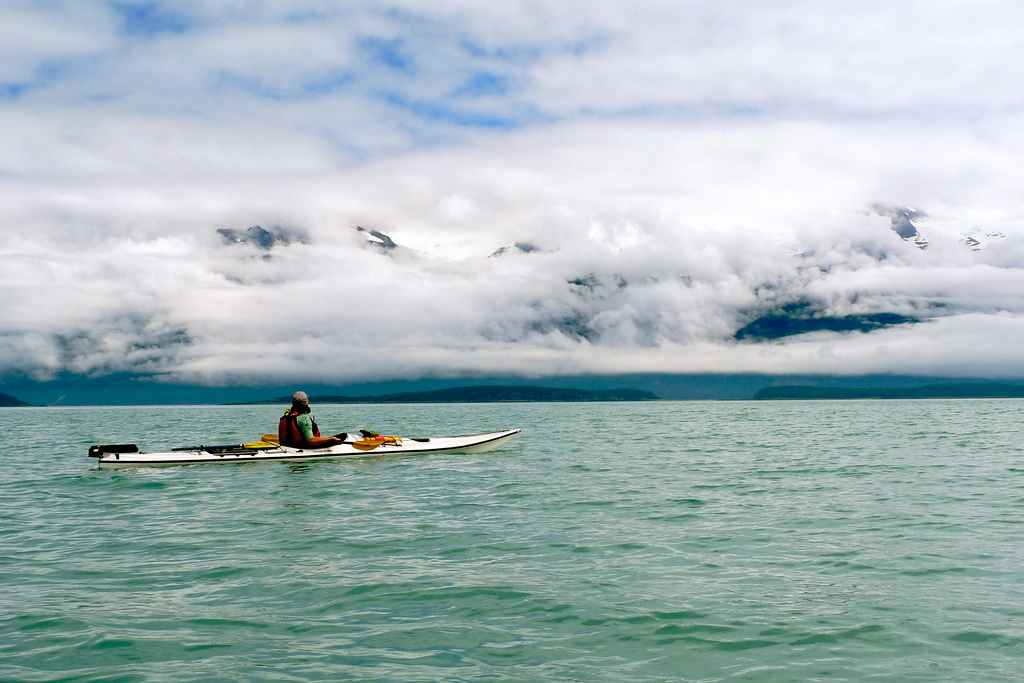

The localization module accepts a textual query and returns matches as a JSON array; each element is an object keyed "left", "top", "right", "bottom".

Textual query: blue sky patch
[
  {"left": 383, "top": 92, "right": 515, "bottom": 129},
  {"left": 452, "top": 72, "right": 509, "bottom": 98},
  {"left": 359, "top": 37, "right": 414, "bottom": 74},
  {"left": 0, "top": 82, "right": 30, "bottom": 99},
  {"left": 212, "top": 69, "right": 353, "bottom": 101},
  {"left": 301, "top": 71, "right": 354, "bottom": 96},
  {"left": 113, "top": 1, "right": 190, "bottom": 36},
  {"left": 1, "top": 58, "right": 77, "bottom": 100}
]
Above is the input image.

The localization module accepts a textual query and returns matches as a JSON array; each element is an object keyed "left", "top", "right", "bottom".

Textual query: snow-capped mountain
[
  {"left": 355, "top": 225, "right": 399, "bottom": 252},
  {"left": 872, "top": 204, "right": 929, "bottom": 249},
  {"left": 217, "top": 225, "right": 307, "bottom": 250},
  {"left": 959, "top": 229, "right": 1008, "bottom": 251}
]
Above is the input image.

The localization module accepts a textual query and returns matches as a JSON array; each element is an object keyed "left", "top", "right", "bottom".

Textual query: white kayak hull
[{"left": 92, "top": 429, "right": 520, "bottom": 469}]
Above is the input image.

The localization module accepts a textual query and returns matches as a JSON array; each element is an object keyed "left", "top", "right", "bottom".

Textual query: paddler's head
[{"left": 291, "top": 390, "right": 311, "bottom": 413}]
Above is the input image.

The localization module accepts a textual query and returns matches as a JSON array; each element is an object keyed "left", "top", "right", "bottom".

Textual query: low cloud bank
[{"left": 2, "top": 119, "right": 1023, "bottom": 383}]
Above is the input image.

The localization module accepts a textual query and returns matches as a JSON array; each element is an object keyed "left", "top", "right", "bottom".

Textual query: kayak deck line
[{"left": 88, "top": 428, "right": 520, "bottom": 468}]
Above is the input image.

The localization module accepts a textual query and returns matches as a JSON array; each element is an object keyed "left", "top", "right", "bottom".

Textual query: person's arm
[
  {"left": 297, "top": 414, "right": 344, "bottom": 447},
  {"left": 304, "top": 435, "right": 345, "bottom": 447}
]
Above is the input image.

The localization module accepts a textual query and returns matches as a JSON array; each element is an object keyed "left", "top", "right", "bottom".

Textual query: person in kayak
[{"left": 278, "top": 391, "right": 347, "bottom": 448}]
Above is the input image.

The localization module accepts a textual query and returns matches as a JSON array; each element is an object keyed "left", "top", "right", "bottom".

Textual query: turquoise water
[{"left": 2, "top": 400, "right": 1023, "bottom": 682}]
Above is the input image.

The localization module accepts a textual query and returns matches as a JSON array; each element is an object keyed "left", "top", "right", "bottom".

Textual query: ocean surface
[{"left": 2, "top": 400, "right": 1023, "bottom": 682}]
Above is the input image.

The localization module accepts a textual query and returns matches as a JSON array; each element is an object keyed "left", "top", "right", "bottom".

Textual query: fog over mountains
[
  {"left": 4, "top": 183, "right": 1021, "bottom": 385},
  {"left": 2, "top": 2, "right": 1023, "bottom": 386}
]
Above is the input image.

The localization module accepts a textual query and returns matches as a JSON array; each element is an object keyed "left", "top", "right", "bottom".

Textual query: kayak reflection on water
[{"left": 277, "top": 391, "right": 348, "bottom": 448}]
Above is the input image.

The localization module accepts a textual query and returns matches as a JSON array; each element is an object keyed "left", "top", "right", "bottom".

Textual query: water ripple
[{"left": 2, "top": 401, "right": 1024, "bottom": 681}]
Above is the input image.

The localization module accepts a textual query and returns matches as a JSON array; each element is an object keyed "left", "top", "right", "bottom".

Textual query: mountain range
[
  {"left": 340, "top": 204, "right": 1010, "bottom": 344},
  {"left": 0, "top": 392, "right": 31, "bottom": 407},
  {"left": 246, "top": 385, "right": 659, "bottom": 404}
]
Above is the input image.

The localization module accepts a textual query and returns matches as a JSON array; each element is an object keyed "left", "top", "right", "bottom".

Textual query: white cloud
[
  {"left": 0, "top": 2, "right": 119, "bottom": 83},
  {"left": 1, "top": 2, "right": 1023, "bottom": 383}
]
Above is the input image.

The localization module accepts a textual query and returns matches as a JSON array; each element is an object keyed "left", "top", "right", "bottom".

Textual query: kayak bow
[{"left": 88, "top": 429, "right": 520, "bottom": 468}]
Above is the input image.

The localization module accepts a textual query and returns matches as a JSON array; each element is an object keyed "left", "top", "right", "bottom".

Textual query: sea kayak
[{"left": 88, "top": 429, "right": 520, "bottom": 469}]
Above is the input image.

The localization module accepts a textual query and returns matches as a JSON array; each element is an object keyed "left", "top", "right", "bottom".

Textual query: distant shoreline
[
  {"left": 8, "top": 382, "right": 1024, "bottom": 407},
  {"left": 755, "top": 383, "right": 1024, "bottom": 400},
  {"left": 233, "top": 385, "right": 661, "bottom": 405}
]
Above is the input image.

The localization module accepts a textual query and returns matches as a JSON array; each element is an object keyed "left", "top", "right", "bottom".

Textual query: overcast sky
[{"left": 2, "top": 0, "right": 1023, "bottom": 385}]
